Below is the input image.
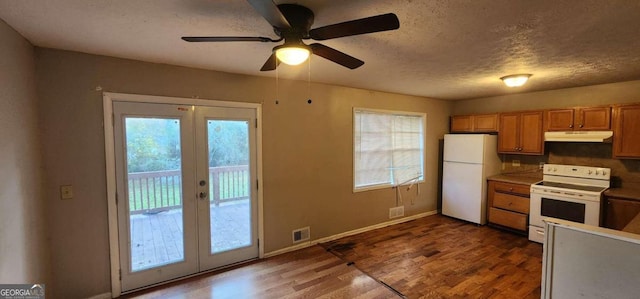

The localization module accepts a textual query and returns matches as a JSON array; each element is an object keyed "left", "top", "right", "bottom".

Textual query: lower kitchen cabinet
[
  {"left": 604, "top": 196, "right": 640, "bottom": 231},
  {"left": 487, "top": 180, "right": 530, "bottom": 233}
]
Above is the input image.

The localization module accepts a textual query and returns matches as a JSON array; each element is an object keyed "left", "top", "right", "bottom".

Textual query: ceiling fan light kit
[
  {"left": 274, "top": 44, "right": 311, "bottom": 65},
  {"left": 182, "top": 0, "right": 399, "bottom": 71},
  {"left": 501, "top": 74, "right": 532, "bottom": 87}
]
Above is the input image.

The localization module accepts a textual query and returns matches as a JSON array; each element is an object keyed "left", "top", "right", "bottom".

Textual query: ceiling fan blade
[
  {"left": 310, "top": 43, "right": 364, "bottom": 69},
  {"left": 182, "top": 36, "right": 278, "bottom": 42},
  {"left": 309, "top": 13, "right": 400, "bottom": 41},
  {"left": 260, "top": 53, "right": 280, "bottom": 71},
  {"left": 246, "top": 0, "right": 291, "bottom": 30}
]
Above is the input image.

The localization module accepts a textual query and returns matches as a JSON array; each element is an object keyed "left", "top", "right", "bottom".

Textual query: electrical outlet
[
  {"left": 389, "top": 206, "right": 405, "bottom": 219},
  {"left": 512, "top": 160, "right": 521, "bottom": 167},
  {"left": 539, "top": 162, "right": 545, "bottom": 170},
  {"left": 60, "top": 185, "right": 73, "bottom": 200}
]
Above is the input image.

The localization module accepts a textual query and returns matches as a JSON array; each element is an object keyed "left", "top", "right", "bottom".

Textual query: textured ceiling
[{"left": 1, "top": 0, "right": 640, "bottom": 100}]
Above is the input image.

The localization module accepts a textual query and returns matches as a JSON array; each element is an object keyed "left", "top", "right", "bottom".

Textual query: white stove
[{"left": 529, "top": 164, "right": 611, "bottom": 243}]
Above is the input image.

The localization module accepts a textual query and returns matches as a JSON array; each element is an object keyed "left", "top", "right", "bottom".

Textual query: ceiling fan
[{"left": 182, "top": 0, "right": 400, "bottom": 71}]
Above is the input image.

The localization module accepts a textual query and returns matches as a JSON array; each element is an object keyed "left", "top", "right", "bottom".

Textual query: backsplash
[{"left": 500, "top": 142, "right": 640, "bottom": 187}]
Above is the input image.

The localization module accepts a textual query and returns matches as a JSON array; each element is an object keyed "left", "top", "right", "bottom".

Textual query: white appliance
[
  {"left": 442, "top": 134, "right": 501, "bottom": 225},
  {"left": 529, "top": 164, "right": 611, "bottom": 243}
]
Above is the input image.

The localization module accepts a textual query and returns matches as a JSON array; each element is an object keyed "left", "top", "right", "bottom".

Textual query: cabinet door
[
  {"left": 519, "top": 111, "right": 544, "bottom": 155},
  {"left": 605, "top": 197, "right": 640, "bottom": 230},
  {"left": 578, "top": 107, "right": 611, "bottom": 130},
  {"left": 613, "top": 105, "right": 640, "bottom": 158},
  {"left": 451, "top": 115, "right": 473, "bottom": 132},
  {"left": 546, "top": 109, "right": 574, "bottom": 131},
  {"left": 498, "top": 113, "right": 519, "bottom": 153},
  {"left": 473, "top": 114, "right": 498, "bottom": 132}
]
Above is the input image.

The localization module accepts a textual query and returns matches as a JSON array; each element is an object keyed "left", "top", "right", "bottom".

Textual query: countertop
[
  {"left": 604, "top": 186, "right": 640, "bottom": 201},
  {"left": 487, "top": 171, "right": 542, "bottom": 185}
]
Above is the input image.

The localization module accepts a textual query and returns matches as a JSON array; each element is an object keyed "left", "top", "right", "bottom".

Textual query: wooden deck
[
  {"left": 125, "top": 214, "right": 543, "bottom": 298},
  {"left": 129, "top": 199, "right": 251, "bottom": 271}
]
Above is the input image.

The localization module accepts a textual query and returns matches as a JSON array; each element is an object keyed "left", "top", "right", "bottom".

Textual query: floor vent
[{"left": 292, "top": 227, "right": 310, "bottom": 243}]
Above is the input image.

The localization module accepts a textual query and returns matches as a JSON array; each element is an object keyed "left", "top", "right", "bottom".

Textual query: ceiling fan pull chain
[
  {"left": 307, "top": 57, "right": 312, "bottom": 103},
  {"left": 275, "top": 66, "right": 279, "bottom": 104}
]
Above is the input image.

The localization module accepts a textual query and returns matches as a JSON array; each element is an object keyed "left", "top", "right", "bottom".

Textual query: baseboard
[
  {"left": 86, "top": 292, "right": 112, "bottom": 299},
  {"left": 264, "top": 210, "right": 437, "bottom": 258}
]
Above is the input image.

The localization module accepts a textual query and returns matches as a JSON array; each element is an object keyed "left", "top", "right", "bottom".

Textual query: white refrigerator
[{"left": 442, "top": 134, "right": 501, "bottom": 225}]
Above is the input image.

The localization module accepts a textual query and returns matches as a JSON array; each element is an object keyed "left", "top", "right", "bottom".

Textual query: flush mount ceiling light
[
  {"left": 274, "top": 44, "right": 311, "bottom": 66},
  {"left": 500, "top": 74, "right": 532, "bottom": 87}
]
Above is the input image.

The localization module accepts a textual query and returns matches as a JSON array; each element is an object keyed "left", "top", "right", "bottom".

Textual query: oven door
[{"left": 530, "top": 189, "right": 601, "bottom": 229}]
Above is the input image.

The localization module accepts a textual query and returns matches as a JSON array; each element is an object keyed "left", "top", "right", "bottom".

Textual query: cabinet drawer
[
  {"left": 489, "top": 207, "right": 528, "bottom": 231},
  {"left": 493, "top": 181, "right": 530, "bottom": 197},
  {"left": 493, "top": 193, "right": 530, "bottom": 214}
]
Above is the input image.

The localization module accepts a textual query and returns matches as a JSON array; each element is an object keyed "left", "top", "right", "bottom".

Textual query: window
[{"left": 354, "top": 108, "right": 425, "bottom": 191}]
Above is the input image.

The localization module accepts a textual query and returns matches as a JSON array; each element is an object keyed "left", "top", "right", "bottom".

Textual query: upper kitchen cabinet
[
  {"left": 450, "top": 114, "right": 498, "bottom": 133},
  {"left": 450, "top": 115, "right": 473, "bottom": 132},
  {"left": 498, "top": 111, "right": 544, "bottom": 155},
  {"left": 546, "top": 107, "right": 611, "bottom": 131},
  {"left": 613, "top": 104, "right": 640, "bottom": 158}
]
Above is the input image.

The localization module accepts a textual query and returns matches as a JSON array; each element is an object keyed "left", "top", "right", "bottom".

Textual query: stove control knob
[
  {"left": 595, "top": 170, "right": 600, "bottom": 175},
  {"left": 553, "top": 167, "right": 557, "bottom": 172},
  {"left": 602, "top": 170, "right": 607, "bottom": 176},
  {"left": 588, "top": 170, "right": 593, "bottom": 175}
]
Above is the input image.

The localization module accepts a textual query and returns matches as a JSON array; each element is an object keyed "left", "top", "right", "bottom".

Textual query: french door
[{"left": 113, "top": 101, "right": 258, "bottom": 292}]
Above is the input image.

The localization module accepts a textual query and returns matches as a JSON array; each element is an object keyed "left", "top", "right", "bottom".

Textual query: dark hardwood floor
[
  {"left": 322, "top": 215, "right": 542, "bottom": 298},
  {"left": 123, "top": 245, "right": 399, "bottom": 299},
  {"left": 125, "top": 214, "right": 542, "bottom": 298}
]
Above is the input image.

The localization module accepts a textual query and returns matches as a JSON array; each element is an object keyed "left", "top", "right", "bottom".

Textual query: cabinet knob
[
  {"left": 569, "top": 124, "right": 573, "bottom": 128},
  {"left": 509, "top": 188, "right": 514, "bottom": 192},
  {"left": 579, "top": 124, "right": 584, "bottom": 128}
]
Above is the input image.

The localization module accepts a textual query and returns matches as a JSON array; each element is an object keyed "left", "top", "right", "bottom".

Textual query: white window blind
[{"left": 354, "top": 109, "right": 425, "bottom": 191}]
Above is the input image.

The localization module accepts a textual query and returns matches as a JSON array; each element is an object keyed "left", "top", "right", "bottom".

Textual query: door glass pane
[
  {"left": 125, "top": 117, "right": 184, "bottom": 272},
  {"left": 207, "top": 120, "right": 251, "bottom": 254}
]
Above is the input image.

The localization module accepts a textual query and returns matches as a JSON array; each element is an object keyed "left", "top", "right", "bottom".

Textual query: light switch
[{"left": 60, "top": 185, "right": 73, "bottom": 200}]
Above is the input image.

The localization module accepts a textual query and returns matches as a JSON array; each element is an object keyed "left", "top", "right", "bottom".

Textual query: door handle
[{"left": 199, "top": 192, "right": 208, "bottom": 200}]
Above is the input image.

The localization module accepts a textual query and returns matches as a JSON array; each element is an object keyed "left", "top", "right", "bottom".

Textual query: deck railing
[{"left": 128, "top": 165, "right": 249, "bottom": 214}]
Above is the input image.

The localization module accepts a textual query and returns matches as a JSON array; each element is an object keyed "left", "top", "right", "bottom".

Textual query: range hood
[{"left": 544, "top": 131, "right": 613, "bottom": 143}]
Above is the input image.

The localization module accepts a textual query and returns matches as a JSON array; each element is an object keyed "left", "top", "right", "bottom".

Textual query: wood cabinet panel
[
  {"left": 493, "top": 181, "right": 530, "bottom": 197},
  {"left": 450, "top": 114, "right": 498, "bottom": 133},
  {"left": 546, "top": 109, "right": 575, "bottom": 131},
  {"left": 546, "top": 106, "right": 610, "bottom": 131},
  {"left": 473, "top": 114, "right": 499, "bottom": 132},
  {"left": 487, "top": 180, "right": 530, "bottom": 233},
  {"left": 498, "top": 111, "right": 543, "bottom": 155},
  {"left": 493, "top": 193, "right": 530, "bottom": 214},
  {"left": 579, "top": 107, "right": 611, "bottom": 130},
  {"left": 613, "top": 105, "right": 640, "bottom": 158},
  {"left": 489, "top": 207, "right": 528, "bottom": 231},
  {"left": 451, "top": 115, "right": 473, "bottom": 132},
  {"left": 498, "top": 113, "right": 519, "bottom": 153},
  {"left": 520, "top": 111, "right": 544, "bottom": 154},
  {"left": 604, "top": 197, "right": 640, "bottom": 230}
]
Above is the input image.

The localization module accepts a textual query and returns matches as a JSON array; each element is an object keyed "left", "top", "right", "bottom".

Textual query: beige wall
[
  {"left": 0, "top": 20, "right": 50, "bottom": 288},
  {"left": 34, "top": 48, "right": 452, "bottom": 298},
  {"left": 453, "top": 80, "right": 640, "bottom": 115}
]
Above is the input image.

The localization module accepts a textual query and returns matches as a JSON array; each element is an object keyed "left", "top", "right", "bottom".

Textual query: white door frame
[{"left": 103, "top": 92, "right": 264, "bottom": 297}]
